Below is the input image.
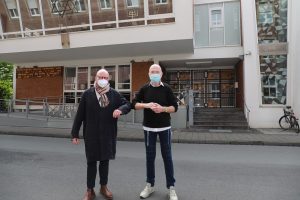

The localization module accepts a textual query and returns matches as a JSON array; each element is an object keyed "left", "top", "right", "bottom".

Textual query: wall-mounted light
[
  {"left": 244, "top": 50, "right": 252, "bottom": 56},
  {"left": 185, "top": 61, "right": 213, "bottom": 65},
  {"left": 239, "top": 50, "right": 252, "bottom": 60}
]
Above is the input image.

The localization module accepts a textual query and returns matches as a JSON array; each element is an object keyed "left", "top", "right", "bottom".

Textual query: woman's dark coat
[{"left": 71, "top": 87, "right": 131, "bottom": 161}]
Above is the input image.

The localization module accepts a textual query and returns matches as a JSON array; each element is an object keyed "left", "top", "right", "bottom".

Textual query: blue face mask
[{"left": 149, "top": 74, "right": 161, "bottom": 83}]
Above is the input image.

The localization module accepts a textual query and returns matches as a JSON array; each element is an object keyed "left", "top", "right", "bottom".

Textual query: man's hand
[
  {"left": 72, "top": 138, "right": 80, "bottom": 145},
  {"left": 144, "top": 102, "right": 156, "bottom": 109},
  {"left": 151, "top": 103, "right": 164, "bottom": 113},
  {"left": 113, "top": 109, "right": 122, "bottom": 118}
]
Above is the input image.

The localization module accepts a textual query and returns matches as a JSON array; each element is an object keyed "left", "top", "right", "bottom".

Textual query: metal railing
[
  {"left": 0, "top": 98, "right": 140, "bottom": 124},
  {"left": 0, "top": 98, "right": 77, "bottom": 120},
  {"left": 244, "top": 99, "right": 251, "bottom": 129}
]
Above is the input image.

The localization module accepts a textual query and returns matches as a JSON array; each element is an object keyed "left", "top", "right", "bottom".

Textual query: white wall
[
  {"left": 241, "top": 0, "right": 262, "bottom": 127},
  {"left": 290, "top": 0, "right": 300, "bottom": 119},
  {"left": 241, "top": 0, "right": 298, "bottom": 128}
]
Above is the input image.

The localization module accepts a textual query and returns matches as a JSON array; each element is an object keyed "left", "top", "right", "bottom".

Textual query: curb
[{"left": 1, "top": 131, "right": 300, "bottom": 147}]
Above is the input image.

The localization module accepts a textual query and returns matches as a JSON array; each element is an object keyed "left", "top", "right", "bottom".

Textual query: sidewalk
[{"left": 0, "top": 115, "right": 300, "bottom": 146}]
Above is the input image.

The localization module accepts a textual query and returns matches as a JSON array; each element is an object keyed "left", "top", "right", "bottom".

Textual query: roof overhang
[{"left": 0, "top": 39, "right": 194, "bottom": 64}]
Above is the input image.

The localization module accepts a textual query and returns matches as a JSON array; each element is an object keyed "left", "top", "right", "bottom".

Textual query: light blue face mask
[{"left": 149, "top": 74, "right": 161, "bottom": 83}]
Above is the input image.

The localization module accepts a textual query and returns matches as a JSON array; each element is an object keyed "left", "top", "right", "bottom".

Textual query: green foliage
[
  {"left": 0, "top": 61, "right": 13, "bottom": 82},
  {"left": 0, "top": 80, "right": 13, "bottom": 99},
  {"left": 0, "top": 80, "right": 13, "bottom": 111}
]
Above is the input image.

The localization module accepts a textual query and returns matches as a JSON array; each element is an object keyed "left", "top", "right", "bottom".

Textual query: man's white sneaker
[
  {"left": 140, "top": 183, "right": 154, "bottom": 199},
  {"left": 169, "top": 186, "right": 178, "bottom": 200}
]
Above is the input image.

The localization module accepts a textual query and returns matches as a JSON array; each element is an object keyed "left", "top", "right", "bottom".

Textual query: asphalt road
[{"left": 1, "top": 135, "right": 300, "bottom": 200}]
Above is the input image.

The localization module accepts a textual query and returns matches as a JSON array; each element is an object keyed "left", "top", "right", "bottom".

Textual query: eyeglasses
[{"left": 96, "top": 76, "right": 109, "bottom": 80}]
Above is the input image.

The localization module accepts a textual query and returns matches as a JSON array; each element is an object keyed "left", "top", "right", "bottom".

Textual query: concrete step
[
  {"left": 192, "top": 107, "right": 248, "bottom": 130},
  {"left": 194, "top": 108, "right": 243, "bottom": 113},
  {"left": 191, "top": 124, "right": 249, "bottom": 130},
  {"left": 194, "top": 111, "right": 245, "bottom": 116},
  {"left": 194, "top": 115, "right": 246, "bottom": 120},
  {"left": 194, "top": 121, "right": 248, "bottom": 126}
]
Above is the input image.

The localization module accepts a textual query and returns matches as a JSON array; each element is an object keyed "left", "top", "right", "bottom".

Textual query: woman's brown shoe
[
  {"left": 100, "top": 185, "right": 113, "bottom": 200},
  {"left": 82, "top": 189, "right": 96, "bottom": 200}
]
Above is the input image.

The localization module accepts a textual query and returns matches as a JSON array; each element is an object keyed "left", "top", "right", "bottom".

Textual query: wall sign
[{"left": 17, "top": 67, "right": 63, "bottom": 79}]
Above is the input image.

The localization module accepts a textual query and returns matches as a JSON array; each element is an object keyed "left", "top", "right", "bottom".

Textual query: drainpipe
[{"left": 188, "top": 89, "right": 194, "bottom": 127}]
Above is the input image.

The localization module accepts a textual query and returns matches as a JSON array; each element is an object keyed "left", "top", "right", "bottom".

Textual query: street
[{"left": 0, "top": 134, "right": 300, "bottom": 200}]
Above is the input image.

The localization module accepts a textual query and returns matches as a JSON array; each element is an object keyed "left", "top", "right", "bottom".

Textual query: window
[
  {"left": 64, "top": 68, "right": 76, "bottom": 90},
  {"left": 74, "top": 0, "right": 86, "bottom": 12},
  {"left": 50, "top": 0, "right": 60, "bottom": 14},
  {"left": 260, "top": 55, "right": 287, "bottom": 105},
  {"left": 210, "top": 83, "right": 220, "bottom": 99},
  {"left": 5, "top": 0, "right": 19, "bottom": 18},
  {"left": 118, "top": 65, "right": 130, "bottom": 90},
  {"left": 104, "top": 66, "right": 116, "bottom": 89},
  {"left": 256, "top": 0, "right": 287, "bottom": 44},
  {"left": 156, "top": 0, "right": 167, "bottom": 4},
  {"left": 100, "top": 0, "right": 112, "bottom": 9},
  {"left": 90, "top": 66, "right": 102, "bottom": 87},
  {"left": 258, "top": 2, "right": 273, "bottom": 25},
  {"left": 127, "top": 0, "right": 139, "bottom": 7},
  {"left": 194, "top": 2, "right": 241, "bottom": 47},
  {"left": 262, "top": 76, "right": 277, "bottom": 98},
  {"left": 77, "top": 67, "right": 88, "bottom": 90},
  {"left": 27, "top": 0, "right": 40, "bottom": 16},
  {"left": 210, "top": 8, "right": 223, "bottom": 27}
]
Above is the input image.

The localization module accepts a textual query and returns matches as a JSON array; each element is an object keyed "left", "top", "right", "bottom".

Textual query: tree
[
  {"left": 0, "top": 80, "right": 13, "bottom": 99},
  {"left": 0, "top": 61, "right": 13, "bottom": 111},
  {"left": 0, "top": 61, "right": 13, "bottom": 102},
  {"left": 0, "top": 61, "right": 13, "bottom": 82}
]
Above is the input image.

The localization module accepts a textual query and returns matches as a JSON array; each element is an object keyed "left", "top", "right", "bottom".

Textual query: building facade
[{"left": 0, "top": 0, "right": 299, "bottom": 128}]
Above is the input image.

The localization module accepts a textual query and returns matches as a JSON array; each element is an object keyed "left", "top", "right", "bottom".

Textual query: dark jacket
[{"left": 71, "top": 87, "right": 131, "bottom": 161}]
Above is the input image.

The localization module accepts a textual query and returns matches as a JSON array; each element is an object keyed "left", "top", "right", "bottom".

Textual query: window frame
[
  {"left": 50, "top": 0, "right": 60, "bottom": 14},
  {"left": 257, "top": 2, "right": 274, "bottom": 25},
  {"left": 155, "top": 0, "right": 168, "bottom": 5},
  {"left": 126, "top": 0, "right": 139, "bottom": 8},
  {"left": 73, "top": 0, "right": 86, "bottom": 12},
  {"left": 210, "top": 82, "right": 220, "bottom": 99},
  {"left": 99, "top": 0, "right": 112, "bottom": 10},
  {"left": 27, "top": 0, "right": 40, "bottom": 16},
  {"left": 209, "top": 7, "right": 224, "bottom": 28},
  {"left": 262, "top": 75, "right": 277, "bottom": 99},
  {"left": 5, "top": 0, "right": 19, "bottom": 19},
  {"left": 117, "top": 64, "right": 131, "bottom": 91}
]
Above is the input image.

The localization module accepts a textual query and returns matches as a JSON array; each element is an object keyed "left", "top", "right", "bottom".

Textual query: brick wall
[{"left": 0, "top": 0, "right": 174, "bottom": 35}]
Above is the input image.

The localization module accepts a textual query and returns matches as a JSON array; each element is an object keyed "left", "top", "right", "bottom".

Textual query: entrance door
[{"left": 193, "top": 69, "right": 235, "bottom": 108}]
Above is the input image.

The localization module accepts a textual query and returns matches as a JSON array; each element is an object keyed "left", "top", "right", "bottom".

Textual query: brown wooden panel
[
  {"left": 235, "top": 61, "right": 244, "bottom": 108},
  {"left": 16, "top": 67, "right": 63, "bottom": 101},
  {"left": 131, "top": 61, "right": 153, "bottom": 97}
]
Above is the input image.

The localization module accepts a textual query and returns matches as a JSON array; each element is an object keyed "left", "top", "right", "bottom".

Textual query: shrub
[{"left": 0, "top": 80, "right": 13, "bottom": 112}]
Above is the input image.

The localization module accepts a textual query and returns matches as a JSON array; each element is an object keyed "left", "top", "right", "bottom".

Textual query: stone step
[
  {"left": 192, "top": 108, "right": 248, "bottom": 130},
  {"left": 194, "top": 121, "right": 248, "bottom": 126},
  {"left": 194, "top": 118, "right": 248, "bottom": 123},
  {"left": 194, "top": 108, "right": 243, "bottom": 112},
  {"left": 194, "top": 115, "right": 246, "bottom": 120},
  {"left": 194, "top": 111, "right": 245, "bottom": 116},
  {"left": 191, "top": 124, "right": 249, "bottom": 130}
]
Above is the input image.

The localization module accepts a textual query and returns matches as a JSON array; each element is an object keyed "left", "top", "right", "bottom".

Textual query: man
[
  {"left": 71, "top": 69, "right": 131, "bottom": 200},
  {"left": 132, "top": 64, "right": 179, "bottom": 200}
]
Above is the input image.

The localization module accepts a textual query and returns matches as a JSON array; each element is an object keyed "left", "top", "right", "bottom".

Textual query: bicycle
[{"left": 279, "top": 106, "right": 299, "bottom": 134}]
